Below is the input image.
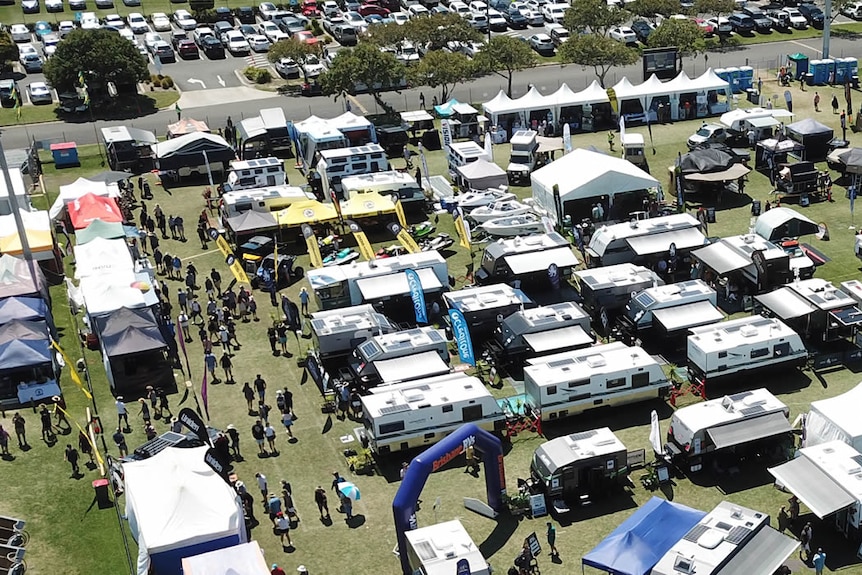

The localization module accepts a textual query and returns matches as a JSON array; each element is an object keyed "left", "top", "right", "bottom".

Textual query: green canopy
[
  {"left": 76, "top": 218, "right": 125, "bottom": 244},
  {"left": 788, "top": 53, "right": 809, "bottom": 61}
]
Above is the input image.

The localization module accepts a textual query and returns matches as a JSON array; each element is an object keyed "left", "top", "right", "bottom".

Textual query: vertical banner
[
  {"left": 606, "top": 87, "right": 618, "bottom": 115},
  {"left": 177, "top": 318, "right": 191, "bottom": 376},
  {"left": 618, "top": 114, "right": 626, "bottom": 143},
  {"left": 387, "top": 221, "right": 421, "bottom": 254},
  {"left": 846, "top": 79, "right": 853, "bottom": 114},
  {"left": 405, "top": 269, "right": 428, "bottom": 324},
  {"left": 448, "top": 308, "right": 475, "bottom": 366},
  {"left": 301, "top": 223, "right": 324, "bottom": 269},
  {"left": 330, "top": 188, "right": 343, "bottom": 221},
  {"left": 419, "top": 145, "right": 430, "bottom": 190},
  {"left": 179, "top": 406, "right": 211, "bottom": 446},
  {"left": 484, "top": 136, "right": 493, "bottom": 162},
  {"left": 562, "top": 123, "right": 572, "bottom": 153},
  {"left": 273, "top": 236, "right": 279, "bottom": 286},
  {"left": 200, "top": 370, "right": 209, "bottom": 420},
  {"left": 784, "top": 90, "right": 793, "bottom": 113},
  {"left": 346, "top": 220, "right": 375, "bottom": 261},
  {"left": 454, "top": 208, "right": 470, "bottom": 249},
  {"left": 440, "top": 119, "right": 453, "bottom": 151},
  {"left": 212, "top": 230, "right": 251, "bottom": 285},
  {"left": 649, "top": 409, "right": 662, "bottom": 455},
  {"left": 394, "top": 199, "right": 407, "bottom": 228},
  {"left": 51, "top": 341, "right": 92, "bottom": 399}
]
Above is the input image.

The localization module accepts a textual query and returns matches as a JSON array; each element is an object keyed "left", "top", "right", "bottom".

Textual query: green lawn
[
  {"left": 4, "top": 74, "right": 862, "bottom": 575},
  {"left": 0, "top": 91, "right": 179, "bottom": 126}
]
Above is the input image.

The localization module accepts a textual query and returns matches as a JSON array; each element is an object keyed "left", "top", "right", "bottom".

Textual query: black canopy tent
[
  {"left": 786, "top": 118, "right": 834, "bottom": 161},
  {"left": 151, "top": 132, "right": 235, "bottom": 172}
]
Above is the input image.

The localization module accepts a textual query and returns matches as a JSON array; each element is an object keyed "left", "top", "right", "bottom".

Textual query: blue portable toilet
[
  {"left": 738, "top": 66, "right": 754, "bottom": 90},
  {"left": 809, "top": 60, "right": 826, "bottom": 85},
  {"left": 836, "top": 58, "right": 850, "bottom": 84},
  {"left": 725, "top": 66, "right": 741, "bottom": 93},
  {"left": 50, "top": 142, "right": 79, "bottom": 168},
  {"left": 715, "top": 68, "right": 729, "bottom": 85},
  {"left": 823, "top": 58, "right": 836, "bottom": 84}
]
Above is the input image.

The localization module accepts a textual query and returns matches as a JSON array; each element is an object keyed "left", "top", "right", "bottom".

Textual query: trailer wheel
[{"left": 293, "top": 266, "right": 304, "bottom": 280}]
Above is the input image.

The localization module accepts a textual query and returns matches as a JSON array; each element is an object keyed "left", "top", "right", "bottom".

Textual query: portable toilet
[
  {"left": 788, "top": 52, "right": 809, "bottom": 78},
  {"left": 723, "top": 67, "right": 740, "bottom": 93},
  {"left": 835, "top": 58, "right": 850, "bottom": 84},
  {"left": 738, "top": 66, "right": 754, "bottom": 91},
  {"left": 809, "top": 60, "right": 826, "bottom": 85},
  {"left": 715, "top": 68, "right": 729, "bottom": 84},
  {"left": 50, "top": 142, "right": 79, "bottom": 168},
  {"left": 822, "top": 58, "right": 836, "bottom": 84}
]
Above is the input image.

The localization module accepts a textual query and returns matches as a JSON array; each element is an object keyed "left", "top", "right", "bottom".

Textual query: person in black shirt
[
  {"left": 251, "top": 419, "right": 266, "bottom": 455},
  {"left": 267, "top": 326, "right": 277, "bottom": 354},
  {"left": 226, "top": 424, "right": 241, "bottom": 459}
]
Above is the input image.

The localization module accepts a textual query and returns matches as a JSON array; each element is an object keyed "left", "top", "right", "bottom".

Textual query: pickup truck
[{"left": 766, "top": 9, "right": 791, "bottom": 30}]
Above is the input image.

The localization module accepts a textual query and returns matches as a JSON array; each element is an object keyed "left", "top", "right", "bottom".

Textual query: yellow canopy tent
[
  {"left": 340, "top": 192, "right": 397, "bottom": 219},
  {"left": 276, "top": 200, "right": 339, "bottom": 227},
  {"left": 0, "top": 210, "right": 55, "bottom": 256}
]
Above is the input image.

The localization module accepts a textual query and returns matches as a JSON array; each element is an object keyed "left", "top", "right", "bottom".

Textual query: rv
[
  {"left": 310, "top": 304, "right": 397, "bottom": 360},
  {"left": 220, "top": 186, "right": 314, "bottom": 219},
  {"left": 530, "top": 427, "right": 629, "bottom": 503},
  {"left": 573, "top": 263, "right": 664, "bottom": 321},
  {"left": 506, "top": 130, "right": 539, "bottom": 185},
  {"left": 224, "top": 157, "right": 287, "bottom": 192},
  {"left": 652, "top": 501, "right": 796, "bottom": 575},
  {"left": 475, "top": 233, "right": 579, "bottom": 287},
  {"left": 340, "top": 170, "right": 425, "bottom": 208},
  {"left": 719, "top": 107, "right": 793, "bottom": 137},
  {"left": 306, "top": 251, "right": 448, "bottom": 311},
  {"left": 447, "top": 141, "right": 488, "bottom": 173},
  {"left": 404, "top": 520, "right": 491, "bottom": 575},
  {"left": 665, "top": 388, "right": 791, "bottom": 473},
  {"left": 348, "top": 327, "right": 450, "bottom": 387},
  {"left": 360, "top": 373, "right": 506, "bottom": 454},
  {"left": 687, "top": 315, "right": 808, "bottom": 391},
  {"left": 443, "top": 284, "right": 533, "bottom": 339},
  {"left": 317, "top": 144, "right": 389, "bottom": 199},
  {"left": 524, "top": 342, "right": 670, "bottom": 422},
  {"left": 617, "top": 280, "right": 723, "bottom": 347},
  {"left": 586, "top": 213, "right": 705, "bottom": 270},
  {"left": 485, "top": 302, "right": 594, "bottom": 367}
]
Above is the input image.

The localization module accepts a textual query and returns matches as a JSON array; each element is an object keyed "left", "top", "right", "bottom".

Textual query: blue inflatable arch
[{"left": 392, "top": 423, "right": 506, "bottom": 575}]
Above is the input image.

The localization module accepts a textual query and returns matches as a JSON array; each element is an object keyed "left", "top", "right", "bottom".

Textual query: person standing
[
  {"left": 788, "top": 496, "right": 800, "bottom": 526},
  {"left": 814, "top": 91, "right": 821, "bottom": 112},
  {"left": 254, "top": 374, "right": 267, "bottom": 403},
  {"left": 264, "top": 421, "right": 278, "bottom": 452},
  {"left": 299, "top": 287, "right": 310, "bottom": 316},
  {"left": 253, "top": 422, "right": 267, "bottom": 456},
  {"left": 268, "top": 492, "right": 283, "bottom": 526},
  {"left": 800, "top": 522, "right": 813, "bottom": 562},
  {"left": 314, "top": 485, "right": 329, "bottom": 518},
  {"left": 40, "top": 404, "right": 54, "bottom": 442},
  {"left": 777, "top": 505, "right": 789, "bottom": 533},
  {"left": 211, "top": 268, "right": 222, "bottom": 296},
  {"left": 115, "top": 396, "right": 129, "bottom": 430},
  {"left": 832, "top": 94, "right": 840, "bottom": 114},
  {"left": 275, "top": 512, "right": 292, "bottom": 547},
  {"left": 137, "top": 398, "right": 151, "bottom": 426},
  {"left": 271, "top": 564, "right": 287, "bottom": 575},
  {"left": 256, "top": 472, "right": 269, "bottom": 502},
  {"left": 419, "top": 92, "right": 425, "bottom": 109},
  {"left": 267, "top": 326, "right": 278, "bottom": 354},
  {"left": 78, "top": 430, "right": 94, "bottom": 464},
  {"left": 220, "top": 352, "right": 234, "bottom": 383},
  {"left": 281, "top": 410, "right": 294, "bottom": 439},
  {"left": 225, "top": 424, "right": 241, "bottom": 459},
  {"left": 242, "top": 382, "right": 256, "bottom": 412},
  {"left": 464, "top": 444, "right": 478, "bottom": 474},
  {"left": 340, "top": 493, "right": 353, "bottom": 520},
  {"left": 178, "top": 312, "right": 191, "bottom": 343},
  {"left": 813, "top": 548, "right": 826, "bottom": 575},
  {"left": 64, "top": 444, "right": 80, "bottom": 476},
  {"left": 12, "top": 413, "right": 26, "bottom": 448},
  {"left": 205, "top": 351, "right": 217, "bottom": 381},
  {"left": 276, "top": 321, "right": 289, "bottom": 355},
  {"left": 546, "top": 522, "right": 558, "bottom": 557},
  {"left": 113, "top": 428, "right": 128, "bottom": 457},
  {"left": 0, "top": 424, "right": 10, "bottom": 456}
]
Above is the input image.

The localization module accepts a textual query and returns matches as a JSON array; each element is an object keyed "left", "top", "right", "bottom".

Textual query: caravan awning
[
  {"left": 653, "top": 301, "right": 723, "bottom": 333},
  {"left": 769, "top": 456, "right": 856, "bottom": 518},
  {"left": 692, "top": 242, "right": 750, "bottom": 275},
  {"left": 707, "top": 412, "right": 791, "bottom": 450},
  {"left": 714, "top": 527, "right": 798, "bottom": 575},
  {"left": 748, "top": 116, "right": 780, "bottom": 128},
  {"left": 524, "top": 325, "right": 593, "bottom": 353},
  {"left": 684, "top": 163, "right": 751, "bottom": 183},
  {"left": 506, "top": 247, "right": 579, "bottom": 275},
  {"left": 626, "top": 228, "right": 706, "bottom": 256},
  {"left": 756, "top": 288, "right": 817, "bottom": 319},
  {"left": 373, "top": 351, "right": 450, "bottom": 384},
  {"left": 356, "top": 268, "right": 442, "bottom": 301}
]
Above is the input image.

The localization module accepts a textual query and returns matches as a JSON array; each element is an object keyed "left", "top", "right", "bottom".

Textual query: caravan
[
  {"left": 475, "top": 233, "right": 579, "bottom": 286},
  {"left": 665, "top": 388, "right": 791, "bottom": 473},
  {"left": 586, "top": 213, "right": 705, "bottom": 270},
  {"left": 220, "top": 186, "right": 314, "bottom": 219},
  {"left": 443, "top": 284, "right": 533, "bottom": 339},
  {"left": 524, "top": 342, "right": 670, "bottom": 422},
  {"left": 573, "top": 263, "right": 664, "bottom": 320},
  {"left": 317, "top": 144, "right": 389, "bottom": 199},
  {"left": 686, "top": 315, "right": 808, "bottom": 391},
  {"left": 310, "top": 304, "right": 397, "bottom": 360},
  {"left": 224, "top": 157, "right": 286, "bottom": 191},
  {"left": 347, "top": 327, "right": 450, "bottom": 387},
  {"left": 340, "top": 170, "right": 426, "bottom": 208},
  {"left": 360, "top": 372, "right": 506, "bottom": 454}
]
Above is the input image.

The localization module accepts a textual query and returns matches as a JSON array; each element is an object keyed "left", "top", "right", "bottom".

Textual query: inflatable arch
[{"left": 392, "top": 423, "right": 506, "bottom": 575}]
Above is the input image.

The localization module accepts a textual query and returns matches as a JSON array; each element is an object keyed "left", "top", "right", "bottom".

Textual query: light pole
[{"left": 823, "top": 0, "right": 831, "bottom": 58}]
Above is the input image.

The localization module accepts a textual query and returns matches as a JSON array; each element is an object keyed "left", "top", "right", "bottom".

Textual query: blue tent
[
  {"left": 434, "top": 99, "right": 461, "bottom": 118},
  {"left": 0, "top": 339, "right": 51, "bottom": 369},
  {"left": 0, "top": 296, "right": 48, "bottom": 325},
  {"left": 582, "top": 497, "right": 707, "bottom": 575}
]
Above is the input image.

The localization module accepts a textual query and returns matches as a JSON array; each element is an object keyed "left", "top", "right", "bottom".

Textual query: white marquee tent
[
  {"left": 73, "top": 237, "right": 133, "bottom": 279},
  {"left": 181, "top": 541, "right": 269, "bottom": 575},
  {"left": 49, "top": 177, "right": 120, "bottom": 219},
  {"left": 482, "top": 81, "right": 612, "bottom": 127},
  {"left": 79, "top": 270, "right": 159, "bottom": 316},
  {"left": 804, "top": 382, "right": 862, "bottom": 452}
]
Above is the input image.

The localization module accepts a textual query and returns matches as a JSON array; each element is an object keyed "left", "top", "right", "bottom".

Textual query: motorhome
[
  {"left": 310, "top": 304, "right": 397, "bottom": 361},
  {"left": 485, "top": 302, "right": 593, "bottom": 367},
  {"left": 617, "top": 280, "right": 723, "bottom": 347},
  {"left": 652, "top": 501, "right": 797, "bottom": 575},
  {"left": 665, "top": 388, "right": 791, "bottom": 473},
  {"left": 719, "top": 107, "right": 794, "bottom": 137},
  {"left": 220, "top": 186, "right": 314, "bottom": 219},
  {"left": 523, "top": 342, "right": 670, "bottom": 422},
  {"left": 585, "top": 213, "right": 705, "bottom": 270},
  {"left": 475, "top": 233, "right": 579, "bottom": 287},
  {"left": 686, "top": 315, "right": 808, "bottom": 392},
  {"left": 360, "top": 372, "right": 506, "bottom": 454},
  {"left": 447, "top": 141, "right": 488, "bottom": 173},
  {"left": 443, "top": 284, "right": 534, "bottom": 340},
  {"left": 317, "top": 144, "right": 389, "bottom": 199},
  {"left": 224, "top": 157, "right": 286, "bottom": 192},
  {"left": 506, "top": 130, "right": 539, "bottom": 185},
  {"left": 348, "top": 327, "right": 450, "bottom": 387},
  {"left": 404, "top": 520, "right": 491, "bottom": 575},
  {"left": 306, "top": 251, "right": 448, "bottom": 311},
  {"left": 530, "top": 427, "right": 629, "bottom": 504},
  {"left": 573, "top": 263, "right": 664, "bottom": 322},
  {"left": 340, "top": 170, "right": 425, "bottom": 208}
]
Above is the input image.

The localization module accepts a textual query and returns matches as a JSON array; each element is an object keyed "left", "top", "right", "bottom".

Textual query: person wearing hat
[
  {"left": 226, "top": 424, "right": 241, "bottom": 459},
  {"left": 270, "top": 565, "right": 286, "bottom": 575},
  {"left": 275, "top": 511, "right": 292, "bottom": 547},
  {"left": 296, "top": 567, "right": 308, "bottom": 575}
]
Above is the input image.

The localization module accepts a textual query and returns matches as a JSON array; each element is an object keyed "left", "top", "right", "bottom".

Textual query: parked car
[
  {"left": 236, "top": 5, "right": 256, "bottom": 22},
  {"left": 172, "top": 9, "right": 197, "bottom": 30},
  {"left": 841, "top": 1, "right": 862, "bottom": 19},
  {"left": 215, "top": 6, "right": 234, "bottom": 21},
  {"left": 176, "top": 38, "right": 199, "bottom": 58},
  {"left": 27, "top": 81, "right": 52, "bottom": 104},
  {"left": 153, "top": 41, "right": 176, "bottom": 62},
  {"left": 460, "top": 39, "right": 483, "bottom": 57},
  {"left": 503, "top": 6, "right": 527, "bottom": 27},
  {"left": 10, "top": 24, "right": 30, "bottom": 42},
  {"left": 547, "top": 21, "right": 568, "bottom": 45},
  {"left": 467, "top": 11, "right": 488, "bottom": 29},
  {"left": 630, "top": 19, "right": 653, "bottom": 43},
  {"left": 68, "top": 0, "right": 85, "bottom": 9},
  {"left": 224, "top": 30, "right": 250, "bottom": 52},
  {"left": 360, "top": 2, "right": 389, "bottom": 15},
  {"left": 779, "top": 7, "right": 807, "bottom": 28},
  {"left": 259, "top": 20, "right": 281, "bottom": 41},
  {"left": 150, "top": 12, "right": 171, "bottom": 30},
  {"left": 767, "top": 8, "right": 791, "bottom": 30},
  {"left": 247, "top": 34, "right": 270, "bottom": 51},
  {"left": 741, "top": 6, "right": 772, "bottom": 32},
  {"left": 797, "top": 3, "right": 823, "bottom": 26},
  {"left": 687, "top": 123, "right": 727, "bottom": 149},
  {"left": 0, "top": 80, "right": 17, "bottom": 108},
  {"left": 407, "top": 3, "right": 429, "bottom": 16},
  {"left": 527, "top": 32, "right": 553, "bottom": 54},
  {"left": 487, "top": 8, "right": 507, "bottom": 29},
  {"left": 201, "top": 35, "right": 225, "bottom": 57},
  {"left": 728, "top": 12, "right": 755, "bottom": 33},
  {"left": 58, "top": 20, "right": 75, "bottom": 36},
  {"left": 123, "top": 0, "right": 140, "bottom": 7},
  {"left": 275, "top": 56, "right": 300, "bottom": 77},
  {"left": 706, "top": 16, "right": 731, "bottom": 34},
  {"left": 391, "top": 10, "right": 409, "bottom": 23},
  {"left": 45, "top": 0, "right": 63, "bottom": 13},
  {"left": 513, "top": 2, "right": 542, "bottom": 25},
  {"left": 193, "top": 26, "right": 215, "bottom": 45},
  {"left": 449, "top": 1, "right": 470, "bottom": 15},
  {"left": 21, "top": 0, "right": 40, "bottom": 14},
  {"left": 541, "top": 2, "right": 566, "bottom": 23},
  {"left": 127, "top": 12, "right": 148, "bottom": 33},
  {"left": 333, "top": 24, "right": 357, "bottom": 44},
  {"left": 609, "top": 25, "right": 636, "bottom": 43},
  {"left": 19, "top": 51, "right": 43, "bottom": 72},
  {"left": 94, "top": 0, "right": 113, "bottom": 8},
  {"left": 258, "top": 1, "right": 279, "bottom": 19},
  {"left": 303, "top": 54, "right": 326, "bottom": 77},
  {"left": 322, "top": 0, "right": 340, "bottom": 15},
  {"left": 691, "top": 17, "right": 714, "bottom": 36}
]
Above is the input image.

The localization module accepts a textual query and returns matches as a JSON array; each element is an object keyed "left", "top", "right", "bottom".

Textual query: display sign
[
  {"left": 214, "top": 233, "right": 250, "bottom": 285},
  {"left": 529, "top": 494, "right": 547, "bottom": 518},
  {"left": 525, "top": 532, "right": 542, "bottom": 558},
  {"left": 178, "top": 407, "right": 211, "bottom": 447},
  {"left": 642, "top": 48, "right": 679, "bottom": 81}
]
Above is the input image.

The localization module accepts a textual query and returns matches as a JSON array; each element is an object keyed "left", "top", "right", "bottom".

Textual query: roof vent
[
  {"left": 586, "top": 355, "right": 606, "bottom": 368},
  {"left": 629, "top": 219, "right": 638, "bottom": 229}
]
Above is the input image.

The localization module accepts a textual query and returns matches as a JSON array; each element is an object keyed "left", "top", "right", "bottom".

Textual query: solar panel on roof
[
  {"left": 729, "top": 391, "right": 753, "bottom": 401},
  {"left": 567, "top": 430, "right": 598, "bottom": 442},
  {"left": 725, "top": 525, "right": 753, "bottom": 545},
  {"left": 379, "top": 404, "right": 410, "bottom": 415},
  {"left": 739, "top": 405, "right": 765, "bottom": 416},
  {"left": 547, "top": 358, "right": 576, "bottom": 368},
  {"left": 682, "top": 524, "right": 710, "bottom": 543}
]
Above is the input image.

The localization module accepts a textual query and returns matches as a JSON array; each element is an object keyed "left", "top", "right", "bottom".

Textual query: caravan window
[
  {"left": 631, "top": 372, "right": 650, "bottom": 389},
  {"left": 718, "top": 351, "right": 727, "bottom": 358},
  {"left": 462, "top": 404, "right": 483, "bottom": 422},
  {"left": 751, "top": 348, "right": 769, "bottom": 359},
  {"left": 442, "top": 404, "right": 453, "bottom": 413},
  {"left": 380, "top": 421, "right": 405, "bottom": 434},
  {"left": 607, "top": 377, "right": 626, "bottom": 389},
  {"left": 567, "top": 379, "right": 589, "bottom": 388},
  {"left": 547, "top": 385, "right": 557, "bottom": 395}
]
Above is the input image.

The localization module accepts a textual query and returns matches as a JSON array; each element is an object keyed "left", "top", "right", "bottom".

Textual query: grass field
[{"left": 3, "top": 74, "right": 862, "bottom": 575}]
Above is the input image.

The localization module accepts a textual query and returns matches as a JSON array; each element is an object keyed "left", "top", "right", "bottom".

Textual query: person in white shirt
[
  {"left": 275, "top": 512, "right": 291, "bottom": 547},
  {"left": 116, "top": 397, "right": 129, "bottom": 430}
]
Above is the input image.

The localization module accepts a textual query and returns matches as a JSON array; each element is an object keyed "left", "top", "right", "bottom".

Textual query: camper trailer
[
  {"left": 617, "top": 280, "right": 723, "bottom": 348},
  {"left": 586, "top": 213, "right": 705, "bottom": 270},
  {"left": 404, "top": 520, "right": 491, "bottom": 575},
  {"left": 447, "top": 141, "right": 488, "bottom": 173},
  {"left": 530, "top": 427, "right": 629, "bottom": 503},
  {"left": 475, "top": 233, "right": 579, "bottom": 287},
  {"left": 310, "top": 304, "right": 397, "bottom": 360},
  {"left": 719, "top": 107, "right": 793, "bottom": 137},
  {"left": 506, "top": 130, "right": 539, "bottom": 185},
  {"left": 485, "top": 302, "right": 593, "bottom": 367},
  {"left": 691, "top": 234, "right": 801, "bottom": 295},
  {"left": 220, "top": 186, "right": 314, "bottom": 219},
  {"left": 621, "top": 133, "right": 648, "bottom": 170},
  {"left": 665, "top": 388, "right": 791, "bottom": 473},
  {"left": 348, "top": 327, "right": 450, "bottom": 387},
  {"left": 687, "top": 315, "right": 808, "bottom": 391},
  {"left": 360, "top": 373, "right": 506, "bottom": 454},
  {"left": 523, "top": 342, "right": 670, "bottom": 422},
  {"left": 224, "top": 157, "right": 286, "bottom": 191},
  {"left": 318, "top": 144, "right": 389, "bottom": 199},
  {"left": 443, "top": 284, "right": 533, "bottom": 339},
  {"left": 573, "top": 263, "right": 664, "bottom": 321},
  {"left": 340, "top": 170, "right": 425, "bottom": 208}
]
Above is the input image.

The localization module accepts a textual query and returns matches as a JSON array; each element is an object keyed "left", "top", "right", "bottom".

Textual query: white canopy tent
[
  {"left": 483, "top": 81, "right": 611, "bottom": 128},
  {"left": 73, "top": 237, "right": 133, "bottom": 279},
  {"left": 804, "top": 383, "right": 862, "bottom": 452},
  {"left": 455, "top": 159, "right": 508, "bottom": 191},
  {"left": 614, "top": 69, "right": 731, "bottom": 122},
  {"left": 49, "top": 177, "right": 120, "bottom": 219},
  {"left": 482, "top": 90, "right": 516, "bottom": 119},
  {"left": 79, "top": 270, "right": 159, "bottom": 316},
  {"left": 181, "top": 541, "right": 269, "bottom": 575}
]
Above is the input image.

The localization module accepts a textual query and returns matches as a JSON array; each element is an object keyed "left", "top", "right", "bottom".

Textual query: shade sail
[
  {"left": 50, "top": 177, "right": 119, "bottom": 219},
  {"left": 626, "top": 228, "right": 707, "bottom": 256},
  {"left": 167, "top": 118, "right": 210, "bottom": 137},
  {"left": 0, "top": 318, "right": 50, "bottom": 344},
  {"left": 582, "top": 497, "right": 707, "bottom": 575},
  {"left": 754, "top": 207, "right": 819, "bottom": 240},
  {"left": 341, "top": 192, "right": 396, "bottom": 219},
  {"left": 505, "top": 246, "right": 579, "bottom": 275},
  {"left": 692, "top": 242, "right": 750, "bottom": 275},
  {"left": 356, "top": 267, "right": 442, "bottom": 301},
  {"left": 276, "top": 200, "right": 339, "bottom": 227},
  {"left": 95, "top": 307, "right": 167, "bottom": 357},
  {"left": 714, "top": 527, "right": 798, "bottom": 575},
  {"left": 373, "top": 351, "right": 450, "bottom": 383},
  {"left": 0, "top": 296, "right": 47, "bottom": 324},
  {"left": 524, "top": 325, "right": 592, "bottom": 352},
  {"left": 455, "top": 159, "right": 508, "bottom": 191},
  {"left": 80, "top": 271, "right": 159, "bottom": 316},
  {"left": 76, "top": 219, "right": 126, "bottom": 244},
  {"left": 0, "top": 338, "right": 52, "bottom": 369},
  {"left": 707, "top": 412, "right": 791, "bottom": 450},
  {"left": 0, "top": 210, "right": 54, "bottom": 254},
  {"left": 225, "top": 210, "right": 278, "bottom": 234},
  {"left": 653, "top": 301, "right": 723, "bottom": 333},
  {"left": 756, "top": 288, "right": 816, "bottom": 319},
  {"left": 74, "top": 237, "right": 133, "bottom": 279},
  {"left": 768, "top": 456, "right": 855, "bottom": 518},
  {"left": 68, "top": 192, "right": 123, "bottom": 229}
]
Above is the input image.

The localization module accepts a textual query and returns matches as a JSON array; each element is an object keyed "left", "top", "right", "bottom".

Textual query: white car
[
  {"left": 323, "top": 14, "right": 345, "bottom": 33},
  {"left": 344, "top": 10, "right": 365, "bottom": 25},
  {"left": 275, "top": 57, "right": 300, "bottom": 76},
  {"left": 104, "top": 14, "right": 125, "bottom": 28},
  {"left": 119, "top": 27, "right": 135, "bottom": 41},
  {"left": 541, "top": 2, "right": 567, "bottom": 22},
  {"left": 27, "top": 82, "right": 52, "bottom": 104},
  {"left": 270, "top": 30, "right": 289, "bottom": 42},
  {"left": 609, "top": 25, "right": 637, "bottom": 43},
  {"left": 247, "top": 34, "right": 270, "bottom": 52},
  {"left": 45, "top": 0, "right": 63, "bottom": 11},
  {"left": 150, "top": 12, "right": 171, "bottom": 32},
  {"left": 391, "top": 11, "right": 409, "bottom": 24},
  {"left": 42, "top": 34, "right": 60, "bottom": 57},
  {"left": 58, "top": 21, "right": 76, "bottom": 37},
  {"left": 144, "top": 31, "right": 162, "bottom": 52},
  {"left": 407, "top": 3, "right": 429, "bottom": 17},
  {"left": 303, "top": 54, "right": 326, "bottom": 77},
  {"left": 488, "top": 8, "right": 507, "bottom": 29},
  {"left": 10, "top": 24, "right": 30, "bottom": 43},
  {"left": 80, "top": 12, "right": 100, "bottom": 29},
  {"left": 461, "top": 40, "right": 483, "bottom": 57},
  {"left": 259, "top": 21, "right": 281, "bottom": 41},
  {"left": 396, "top": 40, "right": 420, "bottom": 63},
  {"left": 450, "top": 1, "right": 471, "bottom": 16},
  {"left": 173, "top": 10, "right": 197, "bottom": 30},
  {"left": 706, "top": 16, "right": 731, "bottom": 34},
  {"left": 225, "top": 30, "right": 250, "bottom": 53},
  {"left": 259, "top": 1, "right": 279, "bottom": 19},
  {"left": 528, "top": 32, "right": 553, "bottom": 53},
  {"left": 322, "top": 0, "right": 340, "bottom": 16},
  {"left": 468, "top": 12, "right": 489, "bottom": 29},
  {"left": 468, "top": 0, "right": 486, "bottom": 11},
  {"left": 780, "top": 7, "right": 807, "bottom": 28},
  {"left": 511, "top": 2, "right": 543, "bottom": 25},
  {"left": 127, "top": 12, "right": 149, "bottom": 34}
]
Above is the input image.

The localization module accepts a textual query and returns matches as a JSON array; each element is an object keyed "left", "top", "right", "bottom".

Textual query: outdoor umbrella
[
  {"left": 337, "top": 481, "right": 360, "bottom": 501},
  {"left": 88, "top": 170, "right": 131, "bottom": 183}
]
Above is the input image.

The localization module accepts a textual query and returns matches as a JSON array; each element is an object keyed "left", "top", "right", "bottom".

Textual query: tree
[
  {"left": 0, "top": 32, "right": 18, "bottom": 74},
  {"left": 44, "top": 29, "right": 148, "bottom": 94},
  {"left": 364, "top": 22, "right": 408, "bottom": 47},
  {"left": 558, "top": 35, "right": 638, "bottom": 87},
  {"left": 408, "top": 50, "right": 474, "bottom": 103},
  {"left": 473, "top": 36, "right": 537, "bottom": 97},
  {"left": 268, "top": 37, "right": 317, "bottom": 79},
  {"left": 562, "top": 0, "right": 628, "bottom": 37},
  {"left": 628, "top": 0, "right": 680, "bottom": 22},
  {"left": 401, "top": 13, "right": 480, "bottom": 50},
  {"left": 319, "top": 42, "right": 406, "bottom": 113},
  {"left": 647, "top": 17, "right": 704, "bottom": 56},
  {"left": 693, "top": 0, "right": 734, "bottom": 18}
]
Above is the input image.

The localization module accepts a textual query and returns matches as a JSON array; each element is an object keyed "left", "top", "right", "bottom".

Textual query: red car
[
  {"left": 176, "top": 39, "right": 200, "bottom": 58},
  {"left": 294, "top": 30, "right": 319, "bottom": 45},
  {"left": 359, "top": 3, "right": 389, "bottom": 16},
  {"left": 301, "top": 0, "right": 319, "bottom": 16}
]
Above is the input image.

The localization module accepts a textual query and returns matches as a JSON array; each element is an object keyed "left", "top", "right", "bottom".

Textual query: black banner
[
  {"left": 179, "top": 407, "right": 211, "bottom": 447},
  {"left": 204, "top": 447, "right": 232, "bottom": 484}
]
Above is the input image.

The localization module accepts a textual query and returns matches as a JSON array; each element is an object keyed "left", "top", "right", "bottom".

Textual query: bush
[
  {"left": 160, "top": 76, "right": 174, "bottom": 89},
  {"left": 310, "top": 19, "right": 323, "bottom": 35},
  {"left": 150, "top": 74, "right": 163, "bottom": 84},
  {"left": 243, "top": 67, "right": 272, "bottom": 84}
]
